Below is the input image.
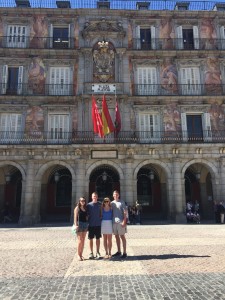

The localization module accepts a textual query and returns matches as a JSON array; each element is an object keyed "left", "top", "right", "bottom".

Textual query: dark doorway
[
  {"left": 140, "top": 28, "right": 151, "bottom": 50},
  {"left": 7, "top": 67, "right": 19, "bottom": 94},
  {"left": 89, "top": 166, "right": 120, "bottom": 202},
  {"left": 187, "top": 114, "right": 203, "bottom": 141},
  {"left": 53, "top": 27, "right": 69, "bottom": 49},
  {"left": 183, "top": 28, "right": 194, "bottom": 49}
]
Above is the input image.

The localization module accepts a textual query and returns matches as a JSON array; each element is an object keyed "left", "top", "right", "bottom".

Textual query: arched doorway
[
  {"left": 40, "top": 166, "right": 72, "bottom": 222},
  {"left": 137, "top": 165, "right": 166, "bottom": 220},
  {"left": 0, "top": 166, "right": 22, "bottom": 223},
  {"left": 89, "top": 165, "right": 120, "bottom": 202},
  {"left": 184, "top": 163, "right": 214, "bottom": 220}
]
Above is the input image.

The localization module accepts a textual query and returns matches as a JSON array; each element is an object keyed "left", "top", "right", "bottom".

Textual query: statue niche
[{"left": 93, "top": 41, "right": 115, "bottom": 83}]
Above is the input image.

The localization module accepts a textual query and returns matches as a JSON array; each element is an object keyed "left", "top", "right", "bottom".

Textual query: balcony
[
  {"left": 0, "top": 83, "right": 74, "bottom": 96},
  {"left": 0, "top": 36, "right": 75, "bottom": 49},
  {"left": 133, "top": 38, "right": 222, "bottom": 50},
  {"left": 0, "top": 130, "right": 224, "bottom": 145},
  {"left": 133, "top": 84, "right": 223, "bottom": 96}
]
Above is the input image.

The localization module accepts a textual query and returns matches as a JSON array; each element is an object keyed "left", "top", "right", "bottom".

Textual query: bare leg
[
  {"left": 77, "top": 233, "right": 82, "bottom": 258},
  {"left": 96, "top": 238, "right": 100, "bottom": 253},
  {"left": 103, "top": 235, "right": 108, "bottom": 255},
  {"left": 108, "top": 234, "right": 112, "bottom": 255},
  {"left": 120, "top": 235, "right": 126, "bottom": 254},
  {"left": 115, "top": 234, "right": 121, "bottom": 252},
  {"left": 80, "top": 231, "right": 87, "bottom": 257},
  {"left": 89, "top": 239, "right": 93, "bottom": 253}
]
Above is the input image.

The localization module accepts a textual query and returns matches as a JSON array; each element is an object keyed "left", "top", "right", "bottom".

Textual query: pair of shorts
[
  {"left": 113, "top": 223, "right": 127, "bottom": 236},
  {"left": 88, "top": 226, "right": 101, "bottom": 239},
  {"left": 101, "top": 220, "right": 113, "bottom": 235},
  {"left": 77, "top": 221, "right": 88, "bottom": 233}
]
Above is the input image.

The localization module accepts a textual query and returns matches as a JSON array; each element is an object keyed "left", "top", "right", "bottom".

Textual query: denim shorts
[{"left": 77, "top": 221, "right": 89, "bottom": 233}]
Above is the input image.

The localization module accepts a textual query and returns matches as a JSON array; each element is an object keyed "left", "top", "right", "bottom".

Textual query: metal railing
[
  {"left": 0, "top": 84, "right": 74, "bottom": 96},
  {"left": 133, "top": 84, "right": 223, "bottom": 96},
  {"left": 0, "top": 130, "right": 224, "bottom": 145},
  {"left": 133, "top": 38, "right": 224, "bottom": 51},
  {"left": 0, "top": 36, "right": 76, "bottom": 49},
  {"left": 0, "top": 0, "right": 224, "bottom": 11}
]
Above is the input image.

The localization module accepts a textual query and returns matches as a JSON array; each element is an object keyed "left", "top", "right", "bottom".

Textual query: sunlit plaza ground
[{"left": 0, "top": 224, "right": 225, "bottom": 300}]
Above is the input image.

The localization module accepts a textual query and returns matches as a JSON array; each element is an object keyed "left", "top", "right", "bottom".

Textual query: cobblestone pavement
[{"left": 0, "top": 224, "right": 225, "bottom": 299}]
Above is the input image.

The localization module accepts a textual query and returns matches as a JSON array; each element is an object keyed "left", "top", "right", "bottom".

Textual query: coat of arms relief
[{"left": 93, "top": 41, "right": 115, "bottom": 83}]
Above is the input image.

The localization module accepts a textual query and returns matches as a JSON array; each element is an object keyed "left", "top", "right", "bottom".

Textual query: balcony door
[
  {"left": 139, "top": 113, "right": 161, "bottom": 143},
  {"left": 49, "top": 67, "right": 71, "bottom": 95},
  {"left": 180, "top": 67, "right": 201, "bottom": 95},
  {"left": 0, "top": 113, "right": 22, "bottom": 142},
  {"left": 48, "top": 114, "right": 69, "bottom": 142},
  {"left": 137, "top": 67, "right": 157, "bottom": 95},
  {"left": 187, "top": 115, "right": 203, "bottom": 141},
  {"left": 7, "top": 25, "right": 27, "bottom": 48},
  {"left": 53, "top": 27, "right": 69, "bottom": 49},
  {"left": 2, "top": 65, "right": 23, "bottom": 95}
]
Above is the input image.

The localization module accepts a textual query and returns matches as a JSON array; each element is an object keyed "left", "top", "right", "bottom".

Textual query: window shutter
[
  {"left": 181, "top": 113, "right": 188, "bottom": 141},
  {"left": 202, "top": 112, "right": 212, "bottom": 141},
  {"left": 2, "top": 65, "right": 8, "bottom": 94},
  {"left": 68, "top": 24, "right": 71, "bottom": 48},
  {"left": 136, "top": 26, "right": 141, "bottom": 49},
  {"left": 176, "top": 26, "right": 183, "bottom": 49},
  {"left": 220, "top": 26, "right": 225, "bottom": 49},
  {"left": 48, "top": 114, "right": 69, "bottom": 141},
  {"left": 0, "top": 114, "right": 22, "bottom": 140},
  {"left": 17, "top": 66, "right": 23, "bottom": 94},
  {"left": 193, "top": 26, "right": 199, "bottom": 49},
  {"left": 151, "top": 25, "right": 156, "bottom": 49},
  {"left": 139, "top": 113, "right": 160, "bottom": 143},
  {"left": 181, "top": 67, "right": 200, "bottom": 95}
]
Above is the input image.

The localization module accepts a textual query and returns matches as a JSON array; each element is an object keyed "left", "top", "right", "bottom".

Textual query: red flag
[
  {"left": 102, "top": 95, "right": 115, "bottom": 136},
  {"left": 92, "top": 96, "right": 103, "bottom": 138},
  {"left": 114, "top": 100, "right": 121, "bottom": 137}
]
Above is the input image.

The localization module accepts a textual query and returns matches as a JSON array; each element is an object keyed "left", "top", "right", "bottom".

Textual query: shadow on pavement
[{"left": 117, "top": 254, "right": 211, "bottom": 261}]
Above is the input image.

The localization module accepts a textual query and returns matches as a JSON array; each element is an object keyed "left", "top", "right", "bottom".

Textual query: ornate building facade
[{"left": 0, "top": 0, "right": 224, "bottom": 224}]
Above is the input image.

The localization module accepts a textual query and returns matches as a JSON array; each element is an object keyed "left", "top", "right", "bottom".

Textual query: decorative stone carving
[
  {"left": 93, "top": 41, "right": 115, "bottom": 82},
  {"left": 74, "top": 148, "right": 82, "bottom": 156},
  {"left": 126, "top": 148, "right": 135, "bottom": 157}
]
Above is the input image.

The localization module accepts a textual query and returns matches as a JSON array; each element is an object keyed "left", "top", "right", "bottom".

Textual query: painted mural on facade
[
  {"left": 163, "top": 103, "right": 181, "bottom": 135},
  {"left": 28, "top": 57, "right": 46, "bottom": 94},
  {"left": 208, "top": 101, "right": 224, "bottom": 132},
  {"left": 159, "top": 18, "right": 175, "bottom": 50},
  {"left": 0, "top": 17, "right": 3, "bottom": 47},
  {"left": 25, "top": 106, "right": 44, "bottom": 138},
  {"left": 204, "top": 57, "right": 222, "bottom": 95},
  {"left": 200, "top": 19, "right": 217, "bottom": 50},
  {"left": 30, "top": 16, "right": 48, "bottom": 48},
  {"left": 160, "top": 58, "right": 178, "bottom": 94}
]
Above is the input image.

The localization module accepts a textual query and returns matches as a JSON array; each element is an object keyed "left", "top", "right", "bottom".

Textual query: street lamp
[
  {"left": 149, "top": 170, "right": 154, "bottom": 181},
  {"left": 102, "top": 171, "right": 107, "bottom": 182},
  {"left": 5, "top": 173, "right": 11, "bottom": 183},
  {"left": 54, "top": 172, "right": 60, "bottom": 183}
]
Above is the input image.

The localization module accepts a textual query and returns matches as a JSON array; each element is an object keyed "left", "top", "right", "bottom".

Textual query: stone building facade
[{"left": 0, "top": 1, "right": 225, "bottom": 225}]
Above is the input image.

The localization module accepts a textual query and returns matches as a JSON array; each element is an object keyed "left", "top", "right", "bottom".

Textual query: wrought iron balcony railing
[
  {"left": 0, "top": 0, "right": 224, "bottom": 11},
  {"left": 133, "top": 84, "right": 223, "bottom": 96},
  {"left": 0, "top": 130, "right": 224, "bottom": 145},
  {"left": 0, "top": 83, "right": 74, "bottom": 96},
  {"left": 0, "top": 36, "right": 76, "bottom": 49},
  {"left": 133, "top": 38, "right": 224, "bottom": 51}
]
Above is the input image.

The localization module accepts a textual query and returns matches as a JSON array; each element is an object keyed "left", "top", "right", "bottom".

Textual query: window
[
  {"left": 0, "top": 113, "right": 22, "bottom": 142},
  {"left": 139, "top": 113, "right": 161, "bottom": 143},
  {"left": 48, "top": 114, "right": 69, "bottom": 142},
  {"left": 176, "top": 25, "right": 199, "bottom": 50},
  {"left": 220, "top": 26, "right": 225, "bottom": 49},
  {"left": 50, "top": 25, "right": 71, "bottom": 49},
  {"left": 180, "top": 67, "right": 201, "bottom": 95},
  {"left": 1, "top": 65, "right": 23, "bottom": 95},
  {"left": 7, "top": 25, "right": 28, "bottom": 48},
  {"left": 136, "top": 26, "right": 156, "bottom": 50},
  {"left": 49, "top": 67, "right": 71, "bottom": 95},
  {"left": 181, "top": 112, "right": 212, "bottom": 142},
  {"left": 137, "top": 67, "right": 158, "bottom": 95}
]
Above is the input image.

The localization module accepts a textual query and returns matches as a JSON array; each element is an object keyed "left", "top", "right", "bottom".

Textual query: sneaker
[
  {"left": 89, "top": 252, "right": 95, "bottom": 259},
  {"left": 112, "top": 251, "right": 121, "bottom": 257},
  {"left": 95, "top": 252, "right": 101, "bottom": 259},
  {"left": 120, "top": 253, "right": 127, "bottom": 259}
]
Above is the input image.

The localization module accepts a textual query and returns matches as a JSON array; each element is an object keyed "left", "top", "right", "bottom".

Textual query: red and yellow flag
[
  {"left": 92, "top": 96, "right": 103, "bottom": 138},
  {"left": 102, "top": 95, "right": 115, "bottom": 136}
]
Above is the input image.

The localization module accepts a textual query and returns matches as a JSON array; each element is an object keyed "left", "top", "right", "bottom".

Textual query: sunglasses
[
  {"left": 104, "top": 201, "right": 110, "bottom": 203},
  {"left": 80, "top": 199, "right": 86, "bottom": 202}
]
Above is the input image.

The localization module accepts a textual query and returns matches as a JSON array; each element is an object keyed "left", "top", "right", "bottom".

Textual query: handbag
[{"left": 71, "top": 224, "right": 77, "bottom": 235}]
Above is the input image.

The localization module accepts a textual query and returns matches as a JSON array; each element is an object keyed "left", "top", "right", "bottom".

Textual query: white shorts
[{"left": 101, "top": 220, "right": 113, "bottom": 234}]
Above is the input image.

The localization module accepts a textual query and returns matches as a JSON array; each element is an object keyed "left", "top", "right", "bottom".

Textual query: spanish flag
[
  {"left": 92, "top": 96, "right": 104, "bottom": 138},
  {"left": 102, "top": 95, "right": 115, "bottom": 136}
]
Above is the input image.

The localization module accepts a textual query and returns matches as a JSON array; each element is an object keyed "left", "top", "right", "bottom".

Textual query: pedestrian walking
[
  {"left": 87, "top": 192, "right": 102, "bottom": 259},
  {"left": 73, "top": 197, "right": 88, "bottom": 261},
  {"left": 111, "top": 190, "right": 127, "bottom": 259},
  {"left": 101, "top": 197, "right": 113, "bottom": 259}
]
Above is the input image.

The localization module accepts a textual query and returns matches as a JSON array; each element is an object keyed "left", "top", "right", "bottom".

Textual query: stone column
[
  {"left": 19, "top": 160, "right": 35, "bottom": 226},
  {"left": 219, "top": 157, "right": 225, "bottom": 200},
  {"left": 173, "top": 158, "right": 186, "bottom": 223},
  {"left": 33, "top": 180, "right": 42, "bottom": 223},
  {"left": 122, "top": 159, "right": 134, "bottom": 205}
]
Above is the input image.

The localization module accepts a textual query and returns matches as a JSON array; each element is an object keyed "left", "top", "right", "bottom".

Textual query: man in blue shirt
[{"left": 87, "top": 192, "right": 102, "bottom": 259}]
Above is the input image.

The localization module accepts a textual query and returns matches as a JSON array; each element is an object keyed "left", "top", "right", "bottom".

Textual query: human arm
[
  {"left": 121, "top": 203, "right": 127, "bottom": 227},
  {"left": 74, "top": 207, "right": 79, "bottom": 230}
]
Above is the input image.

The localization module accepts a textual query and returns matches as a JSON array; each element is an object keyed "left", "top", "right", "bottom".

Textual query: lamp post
[
  {"left": 102, "top": 171, "right": 107, "bottom": 182},
  {"left": 5, "top": 173, "right": 11, "bottom": 184},
  {"left": 54, "top": 172, "right": 60, "bottom": 183}
]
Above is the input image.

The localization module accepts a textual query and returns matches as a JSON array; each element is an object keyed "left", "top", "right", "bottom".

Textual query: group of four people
[{"left": 74, "top": 190, "right": 127, "bottom": 261}]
